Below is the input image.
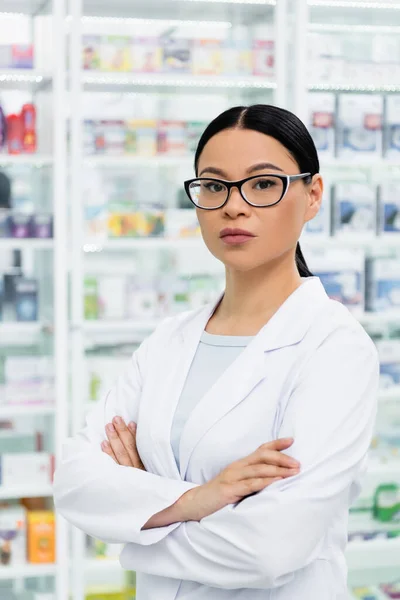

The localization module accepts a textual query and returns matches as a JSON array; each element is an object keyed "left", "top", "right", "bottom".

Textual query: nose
[{"left": 223, "top": 185, "right": 252, "bottom": 219}]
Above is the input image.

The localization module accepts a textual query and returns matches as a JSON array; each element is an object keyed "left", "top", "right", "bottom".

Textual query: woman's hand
[
  {"left": 101, "top": 417, "right": 145, "bottom": 470},
  {"left": 178, "top": 438, "right": 299, "bottom": 522}
]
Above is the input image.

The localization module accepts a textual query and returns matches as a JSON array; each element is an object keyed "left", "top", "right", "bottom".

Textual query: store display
[
  {"left": 385, "top": 95, "right": 400, "bottom": 159},
  {"left": 1, "top": 356, "right": 54, "bottom": 405},
  {"left": 0, "top": 505, "right": 26, "bottom": 566},
  {"left": 380, "top": 182, "right": 400, "bottom": 234},
  {"left": 374, "top": 484, "right": 400, "bottom": 522},
  {"left": 14, "top": 278, "right": 38, "bottom": 322},
  {"left": 308, "top": 93, "right": 335, "bottom": 158},
  {"left": 375, "top": 340, "right": 400, "bottom": 390},
  {"left": 0, "top": 44, "right": 34, "bottom": 69},
  {"left": 85, "top": 587, "right": 135, "bottom": 600},
  {"left": 81, "top": 34, "right": 275, "bottom": 78},
  {"left": 0, "top": 453, "right": 54, "bottom": 487},
  {"left": 333, "top": 183, "right": 377, "bottom": 236},
  {"left": 27, "top": 511, "right": 55, "bottom": 563},
  {"left": 0, "top": 103, "right": 37, "bottom": 156},
  {"left": 337, "top": 94, "right": 383, "bottom": 161},
  {"left": 366, "top": 258, "right": 400, "bottom": 313}
]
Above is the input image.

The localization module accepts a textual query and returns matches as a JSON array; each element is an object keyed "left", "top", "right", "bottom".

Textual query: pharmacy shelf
[
  {"left": 301, "top": 235, "right": 400, "bottom": 251},
  {"left": 359, "top": 311, "right": 400, "bottom": 325},
  {"left": 84, "top": 155, "right": 194, "bottom": 168},
  {"left": 83, "top": 319, "right": 159, "bottom": 332},
  {"left": 379, "top": 388, "right": 400, "bottom": 402},
  {"left": 0, "top": 322, "right": 48, "bottom": 347},
  {"left": 85, "top": 558, "right": 121, "bottom": 572},
  {"left": 0, "top": 70, "right": 50, "bottom": 90},
  {"left": 320, "top": 158, "right": 400, "bottom": 169},
  {"left": 82, "top": 72, "right": 277, "bottom": 93},
  {"left": 347, "top": 537, "right": 400, "bottom": 585},
  {"left": 309, "top": 82, "right": 400, "bottom": 92},
  {"left": 0, "top": 404, "right": 55, "bottom": 418},
  {"left": 0, "top": 154, "right": 53, "bottom": 167},
  {"left": 309, "top": 22, "right": 400, "bottom": 32},
  {"left": 83, "top": 237, "right": 205, "bottom": 252},
  {"left": 0, "top": 238, "right": 54, "bottom": 250},
  {"left": 0, "top": 484, "right": 53, "bottom": 500},
  {"left": 0, "top": 0, "right": 52, "bottom": 13},
  {"left": 308, "top": 1, "right": 400, "bottom": 9},
  {"left": 0, "top": 563, "right": 57, "bottom": 581}
]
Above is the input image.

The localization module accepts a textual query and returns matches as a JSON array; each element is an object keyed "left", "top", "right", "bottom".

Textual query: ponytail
[{"left": 295, "top": 243, "right": 313, "bottom": 278}]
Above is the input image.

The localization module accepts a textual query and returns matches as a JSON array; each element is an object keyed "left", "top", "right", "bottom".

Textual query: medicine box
[{"left": 0, "top": 506, "right": 26, "bottom": 566}]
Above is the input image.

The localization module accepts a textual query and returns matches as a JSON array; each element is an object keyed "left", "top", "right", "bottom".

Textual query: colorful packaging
[
  {"left": 385, "top": 95, "right": 400, "bottom": 159},
  {"left": 15, "top": 278, "right": 38, "bottom": 322},
  {"left": 366, "top": 258, "right": 400, "bottom": 313},
  {"left": 21, "top": 103, "right": 37, "bottom": 153},
  {"left": 158, "top": 121, "right": 186, "bottom": 155},
  {"left": 31, "top": 215, "right": 53, "bottom": 239},
  {"left": 108, "top": 209, "right": 165, "bottom": 239},
  {"left": 27, "top": 511, "right": 56, "bottom": 563},
  {"left": 82, "top": 36, "right": 102, "bottom": 71},
  {"left": 308, "top": 93, "right": 336, "bottom": 158},
  {"left": 9, "top": 214, "right": 31, "bottom": 238},
  {"left": 84, "top": 277, "right": 99, "bottom": 320},
  {"left": 132, "top": 37, "right": 162, "bottom": 73},
  {"left": 0, "top": 506, "right": 26, "bottom": 566},
  {"left": 333, "top": 182, "right": 377, "bottom": 236},
  {"left": 165, "top": 209, "right": 200, "bottom": 238},
  {"left": 252, "top": 39, "right": 275, "bottom": 78},
  {"left": 162, "top": 38, "right": 192, "bottom": 73},
  {"left": 221, "top": 40, "right": 251, "bottom": 76},
  {"left": 125, "top": 120, "right": 157, "bottom": 156},
  {"left": 4, "top": 356, "right": 54, "bottom": 405},
  {"left": 100, "top": 36, "right": 133, "bottom": 72},
  {"left": 186, "top": 121, "right": 206, "bottom": 154},
  {"left": 337, "top": 94, "right": 383, "bottom": 161},
  {"left": 380, "top": 182, "right": 400, "bottom": 234},
  {"left": 192, "top": 39, "right": 223, "bottom": 75},
  {"left": 6, "top": 114, "right": 23, "bottom": 155},
  {"left": 95, "top": 121, "right": 125, "bottom": 155},
  {"left": 376, "top": 340, "right": 400, "bottom": 390},
  {"left": 11, "top": 44, "right": 34, "bottom": 69},
  {"left": 307, "top": 249, "right": 365, "bottom": 314}
]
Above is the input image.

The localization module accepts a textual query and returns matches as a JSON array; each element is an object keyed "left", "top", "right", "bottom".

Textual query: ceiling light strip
[
  {"left": 83, "top": 76, "right": 276, "bottom": 89},
  {"left": 310, "top": 83, "right": 400, "bottom": 91}
]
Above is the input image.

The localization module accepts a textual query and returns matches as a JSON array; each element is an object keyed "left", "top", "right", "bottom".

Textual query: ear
[{"left": 304, "top": 175, "right": 323, "bottom": 224}]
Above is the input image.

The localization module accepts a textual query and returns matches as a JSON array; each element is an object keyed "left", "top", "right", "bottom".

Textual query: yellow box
[{"left": 27, "top": 511, "right": 55, "bottom": 563}]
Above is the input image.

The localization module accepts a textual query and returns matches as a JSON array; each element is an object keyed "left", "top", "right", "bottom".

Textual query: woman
[{"left": 54, "top": 105, "right": 379, "bottom": 600}]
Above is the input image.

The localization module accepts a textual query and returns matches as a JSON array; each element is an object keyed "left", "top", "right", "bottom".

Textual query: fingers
[
  {"left": 240, "top": 464, "right": 300, "bottom": 481},
  {"left": 105, "top": 422, "right": 134, "bottom": 467},
  {"left": 101, "top": 440, "right": 117, "bottom": 463},
  {"left": 111, "top": 417, "right": 143, "bottom": 467},
  {"left": 237, "top": 476, "right": 283, "bottom": 497},
  {"left": 261, "top": 438, "right": 295, "bottom": 452}
]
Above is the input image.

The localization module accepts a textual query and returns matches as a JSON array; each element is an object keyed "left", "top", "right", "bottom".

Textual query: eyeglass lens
[{"left": 188, "top": 176, "right": 285, "bottom": 209}]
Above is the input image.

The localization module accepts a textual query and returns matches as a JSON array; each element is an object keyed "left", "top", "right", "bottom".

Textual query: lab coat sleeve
[
  {"left": 119, "top": 325, "right": 379, "bottom": 589},
  {"left": 53, "top": 336, "right": 198, "bottom": 546}
]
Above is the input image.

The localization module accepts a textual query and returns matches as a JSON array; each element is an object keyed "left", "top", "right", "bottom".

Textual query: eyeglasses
[{"left": 184, "top": 173, "right": 312, "bottom": 210}]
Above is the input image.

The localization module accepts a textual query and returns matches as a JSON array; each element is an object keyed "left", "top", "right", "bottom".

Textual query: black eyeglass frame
[{"left": 184, "top": 172, "right": 312, "bottom": 210}]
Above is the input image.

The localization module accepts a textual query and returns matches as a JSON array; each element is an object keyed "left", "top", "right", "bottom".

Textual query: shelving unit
[{"left": 0, "top": 3, "right": 69, "bottom": 600}]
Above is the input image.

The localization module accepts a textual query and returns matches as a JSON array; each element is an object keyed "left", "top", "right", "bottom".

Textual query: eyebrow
[{"left": 199, "top": 162, "right": 285, "bottom": 177}]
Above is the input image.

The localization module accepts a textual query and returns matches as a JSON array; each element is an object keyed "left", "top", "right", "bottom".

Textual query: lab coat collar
[
  {"left": 181, "top": 276, "right": 329, "bottom": 353},
  {"left": 177, "top": 277, "right": 329, "bottom": 479}
]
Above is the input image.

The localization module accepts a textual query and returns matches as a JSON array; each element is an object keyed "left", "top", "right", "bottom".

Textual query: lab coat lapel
[{"left": 178, "top": 278, "right": 329, "bottom": 480}]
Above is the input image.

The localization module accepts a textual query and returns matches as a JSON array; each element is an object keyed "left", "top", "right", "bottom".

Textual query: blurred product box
[
  {"left": 0, "top": 432, "right": 37, "bottom": 454},
  {"left": 192, "top": 39, "right": 223, "bottom": 76},
  {"left": 125, "top": 120, "right": 157, "bottom": 156},
  {"left": 162, "top": 38, "right": 192, "bottom": 73},
  {"left": 376, "top": 340, "right": 400, "bottom": 390},
  {"left": 3, "top": 356, "right": 54, "bottom": 405},
  {"left": 87, "top": 537, "right": 123, "bottom": 560},
  {"left": 157, "top": 121, "right": 186, "bottom": 155},
  {"left": 333, "top": 183, "right": 377, "bottom": 236},
  {"left": 186, "top": 121, "right": 206, "bottom": 153},
  {"left": 366, "top": 258, "right": 400, "bottom": 313},
  {"left": 14, "top": 278, "right": 38, "bottom": 322},
  {"left": 86, "top": 357, "right": 127, "bottom": 403},
  {"left": 97, "top": 276, "right": 127, "bottom": 320},
  {"left": 86, "top": 588, "right": 135, "bottom": 600},
  {"left": 307, "top": 33, "right": 343, "bottom": 83},
  {"left": 165, "top": 209, "right": 201, "bottom": 238},
  {"left": 82, "top": 35, "right": 101, "bottom": 70},
  {"left": 100, "top": 36, "right": 133, "bottom": 72},
  {"left": 0, "top": 453, "right": 54, "bottom": 487},
  {"left": 308, "top": 250, "right": 365, "bottom": 315},
  {"left": 385, "top": 95, "right": 400, "bottom": 159},
  {"left": 308, "top": 93, "right": 336, "bottom": 158},
  {"left": 337, "top": 94, "right": 383, "bottom": 161},
  {"left": 132, "top": 37, "right": 162, "bottom": 73},
  {"left": 380, "top": 182, "right": 400, "bottom": 234},
  {"left": 108, "top": 208, "right": 165, "bottom": 239},
  {"left": 252, "top": 39, "right": 275, "bottom": 78},
  {"left": 0, "top": 505, "right": 26, "bottom": 566},
  {"left": 221, "top": 39, "right": 252, "bottom": 76},
  {"left": 125, "top": 276, "right": 159, "bottom": 319},
  {"left": 27, "top": 511, "right": 55, "bottom": 563},
  {"left": 0, "top": 45, "right": 34, "bottom": 69}
]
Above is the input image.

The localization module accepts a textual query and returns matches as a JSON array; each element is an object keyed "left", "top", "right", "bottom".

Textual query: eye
[
  {"left": 203, "top": 182, "right": 225, "bottom": 193},
  {"left": 253, "top": 178, "right": 277, "bottom": 191}
]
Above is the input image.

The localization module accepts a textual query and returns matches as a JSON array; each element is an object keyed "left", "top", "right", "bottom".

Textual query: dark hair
[{"left": 194, "top": 105, "right": 319, "bottom": 278}]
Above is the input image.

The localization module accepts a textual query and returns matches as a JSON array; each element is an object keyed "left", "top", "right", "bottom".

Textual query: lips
[{"left": 220, "top": 228, "right": 256, "bottom": 245}]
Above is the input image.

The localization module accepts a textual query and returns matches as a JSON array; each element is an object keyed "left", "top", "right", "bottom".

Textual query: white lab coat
[{"left": 54, "top": 278, "right": 379, "bottom": 600}]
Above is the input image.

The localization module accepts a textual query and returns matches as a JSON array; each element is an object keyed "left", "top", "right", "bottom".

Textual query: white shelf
[
  {"left": 359, "top": 311, "right": 400, "bottom": 325},
  {"left": 0, "top": 239, "right": 53, "bottom": 250},
  {"left": 84, "top": 155, "right": 194, "bottom": 168},
  {"left": 346, "top": 536, "right": 400, "bottom": 573},
  {"left": 309, "top": 1, "right": 400, "bottom": 9},
  {"left": 83, "top": 237, "right": 205, "bottom": 252},
  {"left": 0, "top": 563, "right": 56, "bottom": 581},
  {"left": 309, "top": 82, "right": 400, "bottom": 92},
  {"left": 379, "top": 388, "right": 400, "bottom": 402},
  {"left": 0, "top": 154, "right": 53, "bottom": 167},
  {"left": 0, "top": 484, "right": 53, "bottom": 500},
  {"left": 85, "top": 558, "right": 121, "bottom": 572},
  {"left": 0, "top": 70, "right": 50, "bottom": 90},
  {"left": 301, "top": 235, "right": 400, "bottom": 250},
  {"left": 0, "top": 404, "right": 55, "bottom": 418},
  {"left": 82, "top": 72, "right": 276, "bottom": 92},
  {"left": 83, "top": 319, "right": 159, "bottom": 332}
]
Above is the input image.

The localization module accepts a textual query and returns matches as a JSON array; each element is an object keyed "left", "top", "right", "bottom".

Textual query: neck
[{"left": 208, "top": 252, "right": 304, "bottom": 336}]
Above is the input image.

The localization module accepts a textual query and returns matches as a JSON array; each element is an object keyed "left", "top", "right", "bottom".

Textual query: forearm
[{"left": 143, "top": 487, "right": 198, "bottom": 529}]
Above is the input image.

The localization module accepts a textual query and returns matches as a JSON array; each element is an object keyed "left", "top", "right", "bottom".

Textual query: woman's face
[{"left": 195, "top": 128, "right": 323, "bottom": 272}]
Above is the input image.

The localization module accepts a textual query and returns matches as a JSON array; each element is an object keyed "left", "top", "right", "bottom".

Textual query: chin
[{"left": 209, "top": 246, "right": 269, "bottom": 273}]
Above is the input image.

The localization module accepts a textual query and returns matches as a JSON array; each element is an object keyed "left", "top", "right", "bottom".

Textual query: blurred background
[{"left": 0, "top": 0, "right": 400, "bottom": 598}]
